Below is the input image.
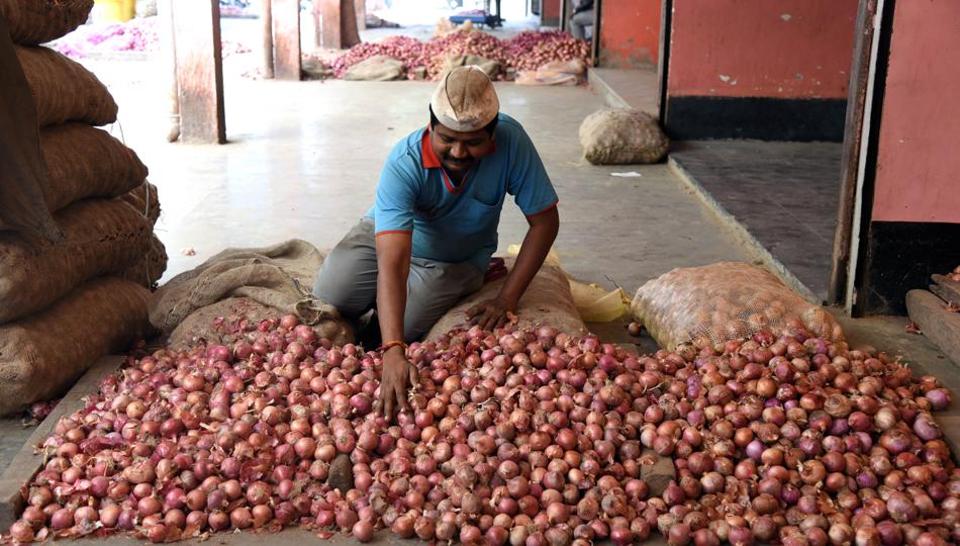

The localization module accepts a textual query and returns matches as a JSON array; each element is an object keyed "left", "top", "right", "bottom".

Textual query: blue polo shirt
[{"left": 366, "top": 114, "right": 558, "bottom": 271}]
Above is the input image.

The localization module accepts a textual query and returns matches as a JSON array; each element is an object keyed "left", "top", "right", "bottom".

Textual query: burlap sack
[
  {"left": 0, "top": 14, "right": 63, "bottom": 243},
  {"left": 442, "top": 54, "right": 500, "bottom": 80},
  {"left": 168, "top": 297, "right": 352, "bottom": 348},
  {"left": 150, "top": 239, "right": 353, "bottom": 342},
  {"left": 118, "top": 233, "right": 166, "bottom": 289},
  {"left": 579, "top": 109, "right": 669, "bottom": 165},
  {"left": 38, "top": 123, "right": 148, "bottom": 214},
  {"left": 515, "top": 59, "right": 585, "bottom": 86},
  {"left": 0, "top": 277, "right": 150, "bottom": 416},
  {"left": 426, "top": 260, "right": 586, "bottom": 341},
  {"left": 343, "top": 55, "right": 405, "bottom": 81},
  {"left": 121, "top": 181, "right": 160, "bottom": 225},
  {"left": 0, "top": 0, "right": 94, "bottom": 45},
  {"left": 632, "top": 262, "right": 845, "bottom": 350},
  {"left": 0, "top": 198, "right": 152, "bottom": 323},
  {"left": 15, "top": 44, "right": 118, "bottom": 127}
]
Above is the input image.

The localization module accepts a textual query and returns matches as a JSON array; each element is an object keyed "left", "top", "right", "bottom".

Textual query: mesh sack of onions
[
  {"left": 633, "top": 261, "right": 845, "bottom": 351},
  {"left": 7, "top": 305, "right": 960, "bottom": 546},
  {"left": 0, "top": 0, "right": 94, "bottom": 45},
  {"left": 579, "top": 109, "right": 668, "bottom": 165}
]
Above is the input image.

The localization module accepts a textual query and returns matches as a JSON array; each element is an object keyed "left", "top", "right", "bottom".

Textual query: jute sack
[
  {"left": 150, "top": 239, "right": 353, "bottom": 344},
  {"left": 118, "top": 233, "right": 167, "bottom": 289},
  {"left": 168, "top": 297, "right": 352, "bottom": 348},
  {"left": 40, "top": 123, "right": 148, "bottom": 213},
  {"left": 121, "top": 181, "right": 160, "bottom": 225},
  {"left": 579, "top": 109, "right": 669, "bottom": 165},
  {"left": 15, "top": 44, "right": 118, "bottom": 127},
  {"left": 426, "top": 259, "right": 586, "bottom": 341},
  {"left": 0, "top": 277, "right": 150, "bottom": 416},
  {"left": 0, "top": 0, "right": 94, "bottom": 45},
  {"left": 0, "top": 198, "right": 152, "bottom": 323},
  {"left": 343, "top": 55, "right": 405, "bottom": 81}
]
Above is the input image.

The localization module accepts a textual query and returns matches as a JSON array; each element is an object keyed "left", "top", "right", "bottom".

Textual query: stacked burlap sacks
[
  {"left": 0, "top": 1, "right": 164, "bottom": 415},
  {"left": 150, "top": 240, "right": 353, "bottom": 348}
]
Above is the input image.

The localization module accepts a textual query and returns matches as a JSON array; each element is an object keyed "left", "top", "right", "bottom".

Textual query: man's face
[{"left": 430, "top": 123, "right": 496, "bottom": 174}]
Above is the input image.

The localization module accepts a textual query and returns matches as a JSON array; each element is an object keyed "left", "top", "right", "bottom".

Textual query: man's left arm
[{"left": 469, "top": 206, "right": 559, "bottom": 331}]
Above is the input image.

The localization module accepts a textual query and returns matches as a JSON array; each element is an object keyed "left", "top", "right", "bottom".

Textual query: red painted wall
[
  {"left": 599, "top": 0, "right": 661, "bottom": 67},
  {"left": 872, "top": 0, "right": 960, "bottom": 224},
  {"left": 542, "top": 0, "right": 560, "bottom": 24},
  {"left": 667, "top": 0, "right": 857, "bottom": 99}
]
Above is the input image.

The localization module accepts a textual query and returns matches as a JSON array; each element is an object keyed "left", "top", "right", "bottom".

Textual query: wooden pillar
[
  {"left": 340, "top": 0, "right": 361, "bottom": 48},
  {"left": 262, "top": 0, "right": 274, "bottom": 79},
  {"left": 157, "top": 0, "right": 180, "bottom": 141},
  {"left": 317, "top": 0, "right": 340, "bottom": 48},
  {"left": 171, "top": 0, "right": 225, "bottom": 144},
  {"left": 354, "top": 0, "right": 366, "bottom": 30},
  {"left": 272, "top": 0, "right": 301, "bottom": 80}
]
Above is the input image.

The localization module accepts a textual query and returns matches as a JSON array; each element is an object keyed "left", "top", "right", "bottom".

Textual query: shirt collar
[{"left": 421, "top": 128, "right": 442, "bottom": 169}]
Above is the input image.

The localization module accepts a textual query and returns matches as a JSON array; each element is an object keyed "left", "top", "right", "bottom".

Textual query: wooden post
[
  {"left": 354, "top": 0, "right": 366, "bottom": 30},
  {"left": 318, "top": 0, "right": 340, "bottom": 48},
  {"left": 171, "top": 0, "right": 225, "bottom": 144},
  {"left": 272, "top": 0, "right": 301, "bottom": 80},
  {"left": 828, "top": 0, "right": 878, "bottom": 305},
  {"left": 262, "top": 0, "right": 274, "bottom": 79},
  {"left": 340, "top": 0, "right": 361, "bottom": 48},
  {"left": 157, "top": 0, "right": 180, "bottom": 141}
]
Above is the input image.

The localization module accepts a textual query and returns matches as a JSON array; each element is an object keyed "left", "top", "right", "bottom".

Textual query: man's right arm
[{"left": 375, "top": 231, "right": 419, "bottom": 420}]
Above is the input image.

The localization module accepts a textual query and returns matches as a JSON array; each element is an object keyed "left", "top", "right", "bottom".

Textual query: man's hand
[
  {"left": 467, "top": 297, "right": 516, "bottom": 332},
  {"left": 377, "top": 346, "right": 418, "bottom": 422}
]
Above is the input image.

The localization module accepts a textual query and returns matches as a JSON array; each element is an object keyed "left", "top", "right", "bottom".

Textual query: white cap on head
[{"left": 430, "top": 66, "right": 500, "bottom": 133}]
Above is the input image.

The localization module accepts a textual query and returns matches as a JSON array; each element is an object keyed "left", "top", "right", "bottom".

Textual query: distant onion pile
[
  {"left": 5, "top": 314, "right": 959, "bottom": 546},
  {"left": 330, "top": 29, "right": 591, "bottom": 81}
]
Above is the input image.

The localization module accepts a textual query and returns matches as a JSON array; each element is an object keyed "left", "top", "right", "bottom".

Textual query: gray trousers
[
  {"left": 314, "top": 219, "right": 485, "bottom": 343},
  {"left": 570, "top": 10, "right": 593, "bottom": 40}
]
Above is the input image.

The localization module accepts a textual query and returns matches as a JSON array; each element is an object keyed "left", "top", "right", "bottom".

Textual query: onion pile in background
[
  {"left": 5, "top": 314, "right": 959, "bottom": 546},
  {"left": 330, "top": 29, "right": 591, "bottom": 81}
]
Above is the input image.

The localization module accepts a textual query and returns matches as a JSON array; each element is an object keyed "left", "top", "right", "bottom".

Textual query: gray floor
[{"left": 670, "top": 140, "right": 844, "bottom": 301}]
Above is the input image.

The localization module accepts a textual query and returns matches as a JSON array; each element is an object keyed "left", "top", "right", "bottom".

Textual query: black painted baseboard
[
  {"left": 858, "top": 221, "right": 960, "bottom": 315},
  {"left": 665, "top": 96, "right": 848, "bottom": 142}
]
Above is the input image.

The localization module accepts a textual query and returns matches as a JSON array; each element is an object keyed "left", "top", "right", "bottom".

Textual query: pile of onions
[
  {"left": 5, "top": 313, "right": 960, "bottom": 546},
  {"left": 329, "top": 36, "right": 425, "bottom": 78},
  {"left": 330, "top": 28, "right": 591, "bottom": 81}
]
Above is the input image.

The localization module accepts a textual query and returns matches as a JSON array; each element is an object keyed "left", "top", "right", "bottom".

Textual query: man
[
  {"left": 569, "top": 0, "right": 594, "bottom": 41},
  {"left": 315, "top": 66, "right": 560, "bottom": 420}
]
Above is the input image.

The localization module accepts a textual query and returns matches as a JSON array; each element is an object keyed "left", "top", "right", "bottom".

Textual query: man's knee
[{"left": 313, "top": 242, "right": 376, "bottom": 319}]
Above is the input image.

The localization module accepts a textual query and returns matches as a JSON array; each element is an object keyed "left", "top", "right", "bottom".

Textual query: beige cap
[{"left": 430, "top": 66, "right": 500, "bottom": 133}]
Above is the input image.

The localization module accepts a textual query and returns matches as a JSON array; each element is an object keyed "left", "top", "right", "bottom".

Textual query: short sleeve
[
  {"left": 506, "top": 125, "right": 559, "bottom": 216},
  {"left": 373, "top": 146, "right": 420, "bottom": 234}
]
